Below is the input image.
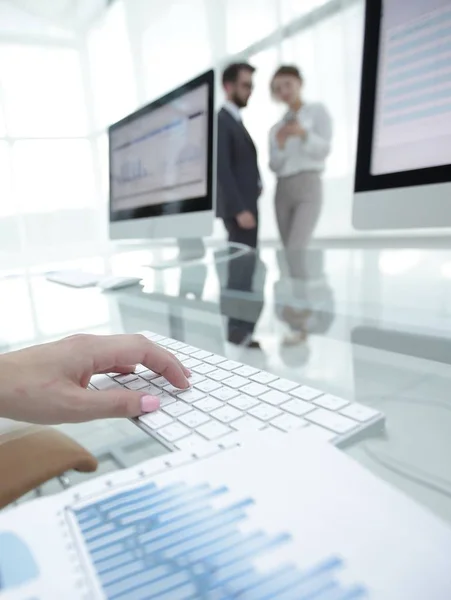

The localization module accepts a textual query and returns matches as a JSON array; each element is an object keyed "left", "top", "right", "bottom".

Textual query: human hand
[
  {"left": 276, "top": 126, "right": 290, "bottom": 149},
  {"left": 283, "top": 120, "right": 307, "bottom": 139},
  {"left": 236, "top": 210, "right": 257, "bottom": 230},
  {"left": 0, "top": 334, "right": 191, "bottom": 424}
]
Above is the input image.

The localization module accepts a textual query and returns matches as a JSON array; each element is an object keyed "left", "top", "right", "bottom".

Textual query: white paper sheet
[{"left": 0, "top": 432, "right": 450, "bottom": 599}]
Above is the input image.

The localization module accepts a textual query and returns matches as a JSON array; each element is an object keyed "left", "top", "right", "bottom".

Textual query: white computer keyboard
[{"left": 89, "top": 331, "right": 385, "bottom": 451}]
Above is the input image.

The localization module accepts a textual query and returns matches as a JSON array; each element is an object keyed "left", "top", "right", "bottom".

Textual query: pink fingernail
[{"left": 140, "top": 395, "right": 160, "bottom": 413}]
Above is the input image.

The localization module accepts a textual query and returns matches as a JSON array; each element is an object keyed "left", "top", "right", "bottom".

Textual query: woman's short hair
[{"left": 271, "top": 65, "right": 303, "bottom": 93}]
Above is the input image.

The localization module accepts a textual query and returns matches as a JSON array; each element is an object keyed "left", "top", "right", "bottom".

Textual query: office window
[
  {"left": 87, "top": 0, "right": 137, "bottom": 129},
  {"left": 0, "top": 45, "right": 87, "bottom": 138},
  {"left": 282, "top": 12, "right": 351, "bottom": 177},
  {"left": 225, "top": 0, "right": 279, "bottom": 53},
  {"left": 243, "top": 48, "right": 281, "bottom": 240},
  {"left": 12, "top": 140, "right": 96, "bottom": 213},
  {"left": 0, "top": 141, "right": 13, "bottom": 216},
  {"left": 0, "top": 91, "right": 5, "bottom": 137},
  {"left": 142, "top": 0, "right": 211, "bottom": 101}
]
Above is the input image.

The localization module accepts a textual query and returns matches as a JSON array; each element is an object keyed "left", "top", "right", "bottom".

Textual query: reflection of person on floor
[
  {"left": 275, "top": 249, "right": 334, "bottom": 346},
  {"left": 269, "top": 65, "right": 332, "bottom": 301},
  {"left": 216, "top": 63, "right": 262, "bottom": 348}
]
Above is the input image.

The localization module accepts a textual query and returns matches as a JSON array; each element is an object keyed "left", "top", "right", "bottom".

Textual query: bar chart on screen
[{"left": 73, "top": 480, "right": 367, "bottom": 600}]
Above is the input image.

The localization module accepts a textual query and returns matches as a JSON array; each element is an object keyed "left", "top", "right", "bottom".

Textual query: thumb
[{"left": 80, "top": 388, "right": 161, "bottom": 420}]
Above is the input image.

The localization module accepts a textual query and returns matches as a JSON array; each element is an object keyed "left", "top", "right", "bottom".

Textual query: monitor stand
[{"left": 146, "top": 239, "right": 207, "bottom": 270}]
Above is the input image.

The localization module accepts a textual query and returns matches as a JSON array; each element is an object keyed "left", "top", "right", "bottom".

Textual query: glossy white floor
[{"left": 1, "top": 244, "right": 451, "bottom": 520}]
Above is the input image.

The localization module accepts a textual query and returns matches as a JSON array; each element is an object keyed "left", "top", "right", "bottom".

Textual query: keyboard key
[
  {"left": 196, "top": 379, "right": 222, "bottom": 393},
  {"left": 194, "top": 397, "right": 223, "bottom": 412},
  {"left": 271, "top": 414, "right": 308, "bottom": 432},
  {"left": 90, "top": 375, "right": 122, "bottom": 391},
  {"left": 192, "top": 363, "right": 217, "bottom": 375},
  {"left": 228, "top": 395, "right": 259, "bottom": 411},
  {"left": 158, "top": 392, "right": 177, "bottom": 407},
  {"left": 114, "top": 373, "right": 139, "bottom": 385},
  {"left": 211, "top": 406, "right": 243, "bottom": 423},
  {"left": 178, "top": 409, "right": 211, "bottom": 428},
  {"left": 259, "top": 390, "right": 290, "bottom": 406},
  {"left": 339, "top": 403, "right": 381, "bottom": 422},
  {"left": 139, "top": 411, "right": 173, "bottom": 429},
  {"left": 143, "top": 384, "right": 163, "bottom": 396},
  {"left": 219, "top": 360, "right": 242, "bottom": 371},
  {"left": 197, "top": 421, "right": 232, "bottom": 440},
  {"left": 140, "top": 370, "right": 160, "bottom": 381},
  {"left": 305, "top": 409, "right": 358, "bottom": 434},
  {"left": 181, "top": 358, "right": 202, "bottom": 369},
  {"left": 240, "top": 382, "right": 270, "bottom": 397},
  {"left": 142, "top": 332, "right": 165, "bottom": 342},
  {"left": 163, "top": 401, "right": 192, "bottom": 417},
  {"left": 174, "top": 433, "right": 210, "bottom": 451},
  {"left": 269, "top": 378, "right": 299, "bottom": 392},
  {"left": 134, "top": 364, "right": 149, "bottom": 374},
  {"left": 166, "top": 341, "right": 188, "bottom": 351},
  {"left": 163, "top": 383, "right": 186, "bottom": 395},
  {"left": 282, "top": 399, "right": 316, "bottom": 416},
  {"left": 222, "top": 375, "right": 248, "bottom": 389},
  {"left": 231, "top": 415, "right": 266, "bottom": 432},
  {"left": 181, "top": 345, "right": 201, "bottom": 355},
  {"left": 124, "top": 378, "right": 149, "bottom": 391},
  {"left": 152, "top": 376, "right": 169, "bottom": 388},
  {"left": 158, "top": 338, "right": 176, "bottom": 347},
  {"left": 234, "top": 365, "right": 259, "bottom": 377},
  {"left": 185, "top": 373, "right": 206, "bottom": 386},
  {"left": 178, "top": 389, "right": 206, "bottom": 404},
  {"left": 211, "top": 387, "right": 240, "bottom": 401},
  {"left": 313, "top": 394, "right": 349, "bottom": 411},
  {"left": 158, "top": 423, "right": 191, "bottom": 442},
  {"left": 249, "top": 404, "right": 282, "bottom": 422},
  {"left": 190, "top": 350, "right": 213, "bottom": 360},
  {"left": 291, "top": 386, "right": 323, "bottom": 401},
  {"left": 209, "top": 369, "right": 231, "bottom": 382},
  {"left": 204, "top": 354, "right": 227, "bottom": 365},
  {"left": 250, "top": 371, "right": 278, "bottom": 385}
]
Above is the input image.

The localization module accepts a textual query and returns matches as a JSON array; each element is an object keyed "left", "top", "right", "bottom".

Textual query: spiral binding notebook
[{"left": 0, "top": 431, "right": 450, "bottom": 600}]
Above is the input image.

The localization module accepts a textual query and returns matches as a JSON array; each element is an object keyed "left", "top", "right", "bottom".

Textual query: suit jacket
[{"left": 216, "top": 108, "right": 261, "bottom": 220}]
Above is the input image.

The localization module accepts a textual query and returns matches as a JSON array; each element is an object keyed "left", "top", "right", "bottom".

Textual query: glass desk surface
[{"left": 1, "top": 243, "right": 450, "bottom": 523}]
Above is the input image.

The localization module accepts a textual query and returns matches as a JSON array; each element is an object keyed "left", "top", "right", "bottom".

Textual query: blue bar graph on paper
[{"left": 71, "top": 482, "right": 368, "bottom": 600}]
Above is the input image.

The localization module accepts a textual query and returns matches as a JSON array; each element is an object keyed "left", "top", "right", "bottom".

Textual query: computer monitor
[
  {"left": 109, "top": 70, "right": 215, "bottom": 240},
  {"left": 353, "top": 0, "right": 451, "bottom": 229}
]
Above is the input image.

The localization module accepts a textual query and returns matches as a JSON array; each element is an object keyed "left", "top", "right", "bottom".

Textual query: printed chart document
[{"left": 0, "top": 433, "right": 450, "bottom": 599}]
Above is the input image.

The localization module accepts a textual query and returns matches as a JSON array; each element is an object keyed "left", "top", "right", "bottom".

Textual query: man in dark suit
[{"left": 217, "top": 63, "right": 262, "bottom": 348}]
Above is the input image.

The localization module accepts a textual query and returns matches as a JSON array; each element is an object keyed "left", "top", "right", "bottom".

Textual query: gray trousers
[{"left": 275, "top": 171, "right": 323, "bottom": 281}]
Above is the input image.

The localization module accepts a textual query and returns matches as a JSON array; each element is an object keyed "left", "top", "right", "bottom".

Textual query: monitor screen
[
  {"left": 109, "top": 70, "right": 214, "bottom": 223},
  {"left": 355, "top": 0, "right": 451, "bottom": 192}
]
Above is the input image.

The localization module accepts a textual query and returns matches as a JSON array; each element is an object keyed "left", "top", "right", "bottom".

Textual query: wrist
[{"left": 0, "top": 354, "right": 17, "bottom": 414}]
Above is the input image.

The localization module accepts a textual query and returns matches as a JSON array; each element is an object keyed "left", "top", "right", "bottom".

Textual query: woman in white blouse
[
  {"left": 269, "top": 65, "right": 332, "bottom": 343},
  {"left": 269, "top": 65, "right": 332, "bottom": 267}
]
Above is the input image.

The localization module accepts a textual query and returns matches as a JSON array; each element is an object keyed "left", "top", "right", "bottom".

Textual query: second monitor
[{"left": 109, "top": 70, "right": 215, "bottom": 240}]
